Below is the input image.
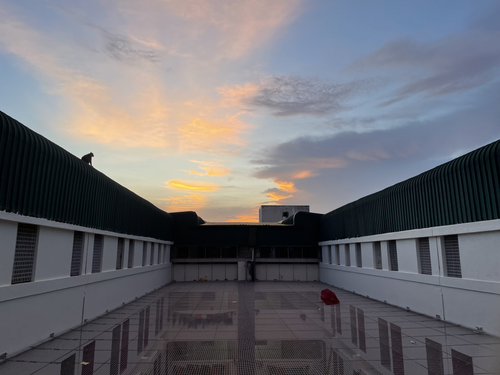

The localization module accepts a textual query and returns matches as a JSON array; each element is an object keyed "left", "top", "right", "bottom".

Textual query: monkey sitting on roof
[{"left": 81, "top": 152, "right": 94, "bottom": 166}]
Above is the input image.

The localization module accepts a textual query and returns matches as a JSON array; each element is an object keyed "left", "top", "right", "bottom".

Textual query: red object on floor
[{"left": 321, "top": 289, "right": 340, "bottom": 305}]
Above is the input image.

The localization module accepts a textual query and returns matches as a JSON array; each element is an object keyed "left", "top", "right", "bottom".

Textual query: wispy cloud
[
  {"left": 166, "top": 179, "right": 220, "bottom": 191},
  {"left": 263, "top": 188, "right": 293, "bottom": 201},
  {"left": 347, "top": 12, "right": 500, "bottom": 105},
  {"left": 160, "top": 194, "right": 208, "bottom": 212},
  {"left": 252, "top": 81, "right": 500, "bottom": 182},
  {"left": 188, "top": 160, "right": 230, "bottom": 176},
  {"left": 219, "top": 75, "right": 377, "bottom": 117},
  {"left": 178, "top": 114, "right": 249, "bottom": 154}
]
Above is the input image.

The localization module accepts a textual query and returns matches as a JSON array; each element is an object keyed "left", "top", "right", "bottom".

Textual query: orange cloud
[
  {"left": 266, "top": 191, "right": 293, "bottom": 201},
  {"left": 158, "top": 0, "right": 301, "bottom": 60},
  {"left": 0, "top": 10, "right": 172, "bottom": 148},
  {"left": 273, "top": 180, "right": 297, "bottom": 193},
  {"left": 161, "top": 194, "right": 208, "bottom": 212},
  {"left": 188, "top": 160, "right": 230, "bottom": 176},
  {"left": 178, "top": 114, "right": 248, "bottom": 153},
  {"left": 166, "top": 179, "right": 220, "bottom": 191},
  {"left": 292, "top": 170, "right": 314, "bottom": 179}
]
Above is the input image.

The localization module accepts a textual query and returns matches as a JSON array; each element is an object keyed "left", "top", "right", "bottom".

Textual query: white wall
[
  {"left": 0, "top": 211, "right": 173, "bottom": 358},
  {"left": 319, "top": 219, "right": 500, "bottom": 337}
]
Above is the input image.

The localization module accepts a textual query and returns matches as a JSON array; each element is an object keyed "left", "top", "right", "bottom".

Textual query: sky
[{"left": 1, "top": 0, "right": 499, "bottom": 222}]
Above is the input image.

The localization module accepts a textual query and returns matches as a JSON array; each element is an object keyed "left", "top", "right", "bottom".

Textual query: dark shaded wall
[
  {"left": 171, "top": 211, "right": 322, "bottom": 247},
  {"left": 0, "top": 110, "right": 173, "bottom": 240},
  {"left": 321, "top": 139, "right": 500, "bottom": 241}
]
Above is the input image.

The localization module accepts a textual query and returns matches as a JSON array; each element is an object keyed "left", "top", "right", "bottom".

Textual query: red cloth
[{"left": 321, "top": 289, "right": 340, "bottom": 305}]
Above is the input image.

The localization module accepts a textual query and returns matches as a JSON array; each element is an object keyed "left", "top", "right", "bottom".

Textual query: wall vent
[
  {"left": 128, "top": 240, "right": 135, "bottom": 269},
  {"left": 418, "top": 237, "right": 432, "bottom": 275},
  {"left": 11, "top": 223, "right": 38, "bottom": 284},
  {"left": 444, "top": 235, "right": 462, "bottom": 278},
  {"left": 356, "top": 243, "right": 362, "bottom": 268},
  {"left": 70, "top": 231, "right": 84, "bottom": 277},
  {"left": 91, "top": 235, "right": 103, "bottom": 273},
  {"left": 388, "top": 240, "right": 399, "bottom": 271},
  {"left": 373, "top": 242, "right": 382, "bottom": 269}
]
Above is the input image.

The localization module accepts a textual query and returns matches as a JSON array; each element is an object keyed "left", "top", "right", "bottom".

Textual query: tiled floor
[{"left": 1, "top": 281, "right": 499, "bottom": 374}]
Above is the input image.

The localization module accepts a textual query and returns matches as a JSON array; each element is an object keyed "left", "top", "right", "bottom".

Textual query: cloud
[
  {"left": 219, "top": 75, "right": 377, "bottom": 117},
  {"left": 0, "top": 6, "right": 172, "bottom": 148},
  {"left": 153, "top": 0, "right": 302, "bottom": 60},
  {"left": 252, "top": 81, "right": 500, "bottom": 182},
  {"left": 188, "top": 160, "right": 230, "bottom": 176},
  {"left": 100, "top": 29, "right": 163, "bottom": 64},
  {"left": 292, "top": 170, "right": 315, "bottom": 179},
  {"left": 160, "top": 194, "right": 208, "bottom": 212},
  {"left": 273, "top": 180, "right": 297, "bottom": 193},
  {"left": 178, "top": 114, "right": 249, "bottom": 154},
  {"left": 263, "top": 188, "right": 293, "bottom": 201},
  {"left": 347, "top": 16, "right": 500, "bottom": 104},
  {"left": 166, "top": 179, "right": 220, "bottom": 191}
]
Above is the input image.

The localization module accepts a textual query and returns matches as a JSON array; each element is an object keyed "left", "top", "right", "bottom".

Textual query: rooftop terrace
[{"left": 1, "top": 281, "right": 498, "bottom": 375}]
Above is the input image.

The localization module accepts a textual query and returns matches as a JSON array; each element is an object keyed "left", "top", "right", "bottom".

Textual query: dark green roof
[
  {"left": 320, "top": 139, "right": 500, "bottom": 241},
  {"left": 0, "top": 110, "right": 173, "bottom": 241}
]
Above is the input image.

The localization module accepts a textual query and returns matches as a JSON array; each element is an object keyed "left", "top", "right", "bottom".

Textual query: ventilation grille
[
  {"left": 356, "top": 243, "right": 362, "bottom": 267},
  {"left": 444, "top": 235, "right": 462, "bottom": 278},
  {"left": 391, "top": 323, "right": 404, "bottom": 375},
  {"left": 142, "top": 242, "right": 148, "bottom": 266},
  {"left": 328, "top": 246, "right": 332, "bottom": 264},
  {"left": 116, "top": 238, "right": 124, "bottom": 270},
  {"left": 335, "top": 245, "right": 340, "bottom": 265},
  {"left": 349, "top": 305, "right": 357, "bottom": 346},
  {"left": 418, "top": 238, "right": 432, "bottom": 275},
  {"left": 452, "top": 349, "right": 473, "bottom": 375},
  {"left": 150, "top": 244, "right": 155, "bottom": 265},
  {"left": 128, "top": 240, "right": 135, "bottom": 269},
  {"left": 60, "top": 353, "right": 75, "bottom": 375},
  {"left": 70, "top": 231, "right": 84, "bottom": 277},
  {"left": 374, "top": 242, "right": 382, "bottom": 270},
  {"left": 378, "top": 318, "right": 391, "bottom": 370},
  {"left": 388, "top": 240, "right": 399, "bottom": 271},
  {"left": 357, "top": 308, "right": 366, "bottom": 353},
  {"left": 92, "top": 235, "right": 103, "bottom": 273},
  {"left": 157, "top": 244, "right": 161, "bottom": 264},
  {"left": 12, "top": 223, "right": 37, "bottom": 284},
  {"left": 426, "top": 339, "right": 444, "bottom": 375},
  {"left": 345, "top": 245, "right": 351, "bottom": 266}
]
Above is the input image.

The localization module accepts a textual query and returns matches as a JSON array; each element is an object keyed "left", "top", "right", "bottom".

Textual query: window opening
[{"left": 344, "top": 245, "right": 351, "bottom": 266}]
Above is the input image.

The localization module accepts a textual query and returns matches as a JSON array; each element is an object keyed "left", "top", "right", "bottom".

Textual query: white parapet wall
[
  {"left": 319, "top": 219, "right": 500, "bottom": 337},
  {"left": 0, "top": 211, "right": 173, "bottom": 358}
]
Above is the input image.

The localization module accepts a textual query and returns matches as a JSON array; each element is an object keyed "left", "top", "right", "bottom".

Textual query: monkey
[{"left": 81, "top": 152, "right": 94, "bottom": 166}]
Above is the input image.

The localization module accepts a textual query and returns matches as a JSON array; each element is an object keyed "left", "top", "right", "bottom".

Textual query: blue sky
[{"left": 1, "top": 0, "right": 499, "bottom": 221}]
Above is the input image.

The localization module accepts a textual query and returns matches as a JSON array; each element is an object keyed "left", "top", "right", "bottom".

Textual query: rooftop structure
[{"left": 1, "top": 110, "right": 500, "bottom": 374}]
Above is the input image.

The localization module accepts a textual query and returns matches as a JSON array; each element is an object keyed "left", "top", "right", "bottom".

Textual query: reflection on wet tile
[{"left": 1, "top": 281, "right": 499, "bottom": 375}]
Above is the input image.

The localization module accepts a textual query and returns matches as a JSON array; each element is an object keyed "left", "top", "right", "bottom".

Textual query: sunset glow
[{"left": 1, "top": 0, "right": 499, "bottom": 221}]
